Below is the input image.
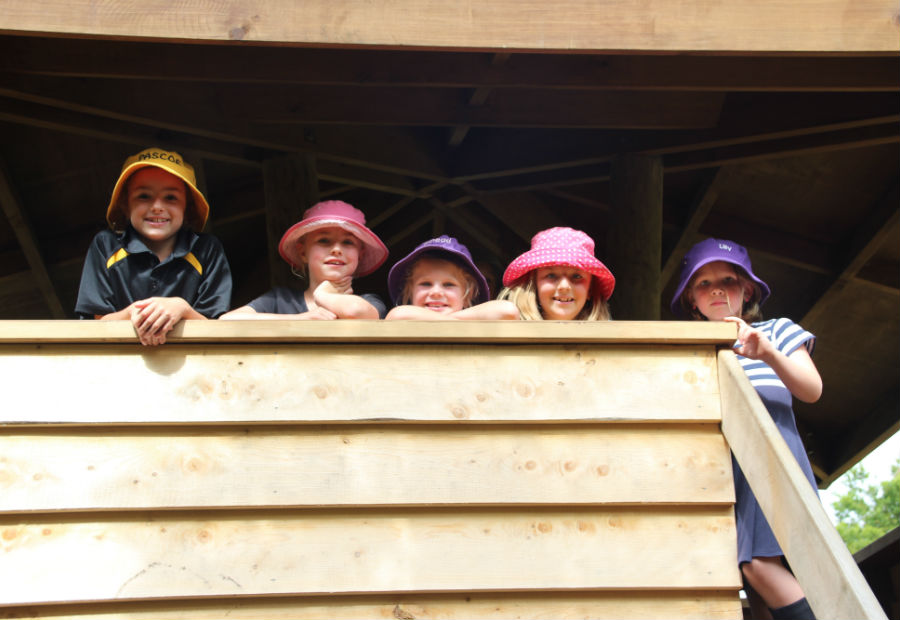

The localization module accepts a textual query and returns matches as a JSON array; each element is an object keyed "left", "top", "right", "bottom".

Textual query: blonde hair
[
  {"left": 678, "top": 266, "right": 764, "bottom": 323},
  {"left": 497, "top": 271, "right": 611, "bottom": 321},
  {"left": 398, "top": 255, "right": 478, "bottom": 308}
]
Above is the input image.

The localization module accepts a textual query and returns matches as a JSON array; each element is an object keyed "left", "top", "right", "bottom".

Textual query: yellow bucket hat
[{"left": 106, "top": 147, "right": 210, "bottom": 231}]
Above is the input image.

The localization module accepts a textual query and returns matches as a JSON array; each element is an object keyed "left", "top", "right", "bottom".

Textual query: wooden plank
[
  {"left": 0, "top": 319, "right": 738, "bottom": 344},
  {"left": 0, "top": 344, "right": 723, "bottom": 424},
  {"left": 0, "top": 0, "right": 895, "bottom": 52},
  {"left": 0, "top": 590, "right": 743, "bottom": 619},
  {"left": 0, "top": 507, "right": 740, "bottom": 604},
  {"left": 608, "top": 154, "right": 663, "bottom": 320},
  {"left": 0, "top": 424, "right": 734, "bottom": 511},
  {"left": 717, "top": 350, "right": 887, "bottom": 620},
  {"left": 3, "top": 36, "right": 897, "bottom": 91}
]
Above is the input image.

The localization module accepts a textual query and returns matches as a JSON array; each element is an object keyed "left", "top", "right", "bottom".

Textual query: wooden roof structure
[{"left": 0, "top": 1, "right": 897, "bottom": 486}]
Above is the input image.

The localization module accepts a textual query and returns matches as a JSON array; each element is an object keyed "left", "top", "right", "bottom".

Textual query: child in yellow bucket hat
[{"left": 75, "top": 147, "right": 232, "bottom": 345}]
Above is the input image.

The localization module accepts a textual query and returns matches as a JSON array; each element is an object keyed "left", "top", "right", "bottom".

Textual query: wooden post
[
  {"left": 262, "top": 154, "right": 318, "bottom": 289},
  {"left": 607, "top": 154, "right": 662, "bottom": 320}
]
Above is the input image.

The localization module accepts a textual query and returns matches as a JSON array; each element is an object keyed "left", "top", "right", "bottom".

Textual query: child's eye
[
  {"left": 570, "top": 273, "right": 584, "bottom": 281},
  {"left": 442, "top": 281, "right": 458, "bottom": 288}
]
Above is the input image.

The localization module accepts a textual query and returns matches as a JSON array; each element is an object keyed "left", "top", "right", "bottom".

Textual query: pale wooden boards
[
  {"left": 718, "top": 350, "right": 887, "bottom": 620},
  {"left": 0, "top": 0, "right": 896, "bottom": 52},
  {"left": 0, "top": 344, "right": 722, "bottom": 424},
  {"left": 0, "top": 424, "right": 734, "bottom": 511},
  {"left": 0, "top": 335, "right": 743, "bottom": 618}
]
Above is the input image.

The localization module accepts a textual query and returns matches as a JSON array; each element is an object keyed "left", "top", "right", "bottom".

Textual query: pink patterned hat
[
  {"left": 502, "top": 227, "right": 615, "bottom": 301},
  {"left": 278, "top": 200, "right": 388, "bottom": 277}
]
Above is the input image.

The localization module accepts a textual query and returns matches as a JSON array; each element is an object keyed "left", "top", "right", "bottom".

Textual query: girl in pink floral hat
[
  {"left": 498, "top": 227, "right": 615, "bottom": 320},
  {"left": 221, "top": 201, "right": 388, "bottom": 320}
]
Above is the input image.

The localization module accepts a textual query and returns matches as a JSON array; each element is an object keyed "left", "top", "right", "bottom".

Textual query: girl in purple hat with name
[
  {"left": 385, "top": 236, "right": 518, "bottom": 321},
  {"left": 672, "top": 238, "right": 822, "bottom": 620},
  {"left": 498, "top": 227, "right": 615, "bottom": 321},
  {"left": 221, "top": 200, "right": 388, "bottom": 320}
]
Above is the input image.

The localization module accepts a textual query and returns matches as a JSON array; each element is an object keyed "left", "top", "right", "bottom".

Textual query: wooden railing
[{"left": 0, "top": 321, "right": 884, "bottom": 619}]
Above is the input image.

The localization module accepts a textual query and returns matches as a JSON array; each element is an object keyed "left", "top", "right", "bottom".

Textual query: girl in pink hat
[
  {"left": 498, "top": 227, "right": 615, "bottom": 320},
  {"left": 671, "top": 238, "right": 821, "bottom": 620},
  {"left": 221, "top": 201, "right": 388, "bottom": 320}
]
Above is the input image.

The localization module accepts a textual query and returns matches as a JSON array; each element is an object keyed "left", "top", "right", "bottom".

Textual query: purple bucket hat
[
  {"left": 387, "top": 236, "right": 490, "bottom": 306},
  {"left": 669, "top": 238, "right": 770, "bottom": 318}
]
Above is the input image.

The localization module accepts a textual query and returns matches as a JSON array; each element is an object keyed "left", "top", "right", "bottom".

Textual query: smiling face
[
  {"left": 125, "top": 167, "right": 187, "bottom": 256},
  {"left": 407, "top": 257, "right": 469, "bottom": 313},
  {"left": 535, "top": 265, "right": 591, "bottom": 320},
  {"left": 299, "top": 226, "right": 362, "bottom": 284},
  {"left": 688, "top": 261, "right": 751, "bottom": 321}
]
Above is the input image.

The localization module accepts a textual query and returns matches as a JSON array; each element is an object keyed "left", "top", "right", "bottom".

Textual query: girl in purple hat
[
  {"left": 671, "top": 238, "right": 821, "bottom": 620},
  {"left": 385, "top": 236, "right": 518, "bottom": 321},
  {"left": 498, "top": 227, "right": 615, "bottom": 321},
  {"left": 221, "top": 201, "right": 388, "bottom": 320}
]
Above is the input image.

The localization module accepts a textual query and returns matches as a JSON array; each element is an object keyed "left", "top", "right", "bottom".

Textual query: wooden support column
[
  {"left": 262, "top": 154, "right": 318, "bottom": 289},
  {"left": 607, "top": 154, "right": 662, "bottom": 320},
  {"left": 0, "top": 157, "right": 66, "bottom": 318}
]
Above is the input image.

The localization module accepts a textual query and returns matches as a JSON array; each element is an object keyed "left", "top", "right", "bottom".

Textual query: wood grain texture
[
  {"left": 0, "top": 424, "right": 734, "bottom": 511},
  {"left": 0, "top": 344, "right": 722, "bottom": 425},
  {"left": 717, "top": 350, "right": 886, "bottom": 620},
  {"left": 0, "top": 507, "right": 740, "bottom": 604},
  {"left": 0, "top": 590, "right": 743, "bottom": 619},
  {"left": 0, "top": 0, "right": 896, "bottom": 52},
  {"left": 0, "top": 319, "right": 738, "bottom": 344}
]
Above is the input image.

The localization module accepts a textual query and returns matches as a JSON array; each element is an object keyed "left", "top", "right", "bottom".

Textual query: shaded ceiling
[{"left": 0, "top": 35, "right": 897, "bottom": 485}]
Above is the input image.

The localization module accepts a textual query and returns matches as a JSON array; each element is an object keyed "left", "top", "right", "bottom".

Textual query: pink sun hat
[
  {"left": 502, "top": 227, "right": 615, "bottom": 301},
  {"left": 278, "top": 200, "right": 388, "bottom": 277}
]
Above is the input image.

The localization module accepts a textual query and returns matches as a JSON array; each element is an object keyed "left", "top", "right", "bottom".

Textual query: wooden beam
[
  {"left": 3, "top": 37, "right": 898, "bottom": 91},
  {"left": 607, "top": 154, "right": 663, "bottom": 320},
  {"left": 474, "top": 191, "right": 567, "bottom": 245},
  {"left": 717, "top": 350, "right": 887, "bottom": 620},
  {"left": 802, "top": 182, "right": 900, "bottom": 327},
  {"left": 448, "top": 52, "right": 511, "bottom": 147},
  {"left": 428, "top": 197, "right": 507, "bottom": 262},
  {"left": 819, "top": 388, "right": 900, "bottom": 487},
  {"left": 262, "top": 154, "right": 318, "bottom": 289},
  {"left": 660, "top": 167, "right": 729, "bottom": 290},
  {"left": 0, "top": 319, "right": 737, "bottom": 345},
  {"left": 0, "top": 157, "right": 66, "bottom": 318},
  {"left": 0, "top": 0, "right": 895, "bottom": 52}
]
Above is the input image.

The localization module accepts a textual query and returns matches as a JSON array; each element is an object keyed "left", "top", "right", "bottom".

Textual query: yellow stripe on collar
[
  {"left": 105, "top": 248, "right": 129, "bottom": 269},
  {"left": 184, "top": 252, "right": 203, "bottom": 275}
]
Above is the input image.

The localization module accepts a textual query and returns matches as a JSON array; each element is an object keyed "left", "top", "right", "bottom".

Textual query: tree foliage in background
[{"left": 831, "top": 458, "right": 900, "bottom": 554}]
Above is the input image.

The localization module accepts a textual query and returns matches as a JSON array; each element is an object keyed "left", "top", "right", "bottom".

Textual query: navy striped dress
[{"left": 733, "top": 317, "right": 818, "bottom": 564}]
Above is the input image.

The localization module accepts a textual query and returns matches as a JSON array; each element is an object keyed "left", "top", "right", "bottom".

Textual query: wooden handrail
[
  {"left": 718, "top": 350, "right": 886, "bottom": 620},
  {"left": 0, "top": 319, "right": 736, "bottom": 345}
]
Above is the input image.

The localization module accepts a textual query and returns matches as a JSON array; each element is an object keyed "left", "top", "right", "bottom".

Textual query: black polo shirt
[
  {"left": 75, "top": 226, "right": 232, "bottom": 319},
  {"left": 248, "top": 286, "right": 387, "bottom": 318}
]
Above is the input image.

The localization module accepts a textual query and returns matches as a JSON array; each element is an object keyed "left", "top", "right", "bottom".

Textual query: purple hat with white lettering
[
  {"left": 388, "top": 235, "right": 490, "bottom": 305},
  {"left": 669, "top": 238, "right": 770, "bottom": 318}
]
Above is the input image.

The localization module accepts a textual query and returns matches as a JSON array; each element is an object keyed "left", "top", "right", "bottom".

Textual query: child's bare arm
[
  {"left": 386, "top": 300, "right": 520, "bottom": 321},
  {"left": 725, "top": 316, "right": 823, "bottom": 403},
  {"left": 450, "top": 300, "right": 520, "bottom": 320},
  {"left": 313, "top": 280, "right": 379, "bottom": 319}
]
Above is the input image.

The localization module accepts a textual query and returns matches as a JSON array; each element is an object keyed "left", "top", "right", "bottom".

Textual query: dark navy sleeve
[
  {"left": 361, "top": 293, "right": 387, "bottom": 319},
  {"left": 74, "top": 231, "right": 121, "bottom": 319},
  {"left": 191, "top": 234, "right": 232, "bottom": 318}
]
